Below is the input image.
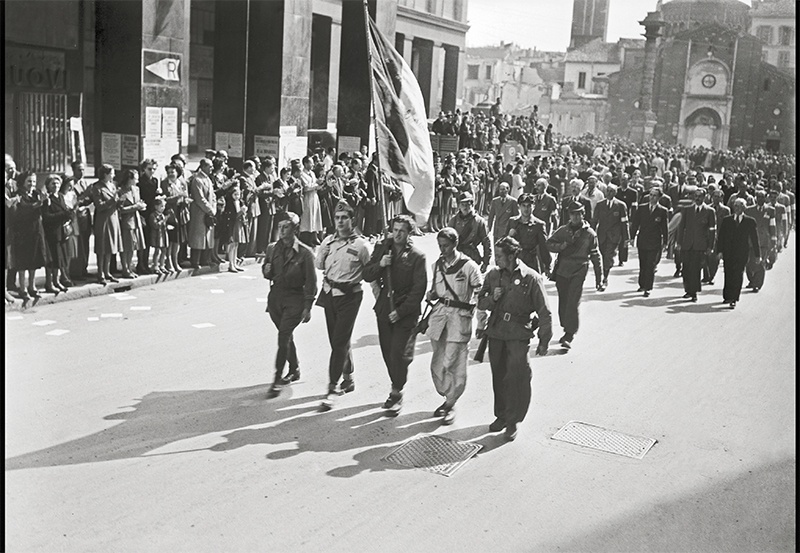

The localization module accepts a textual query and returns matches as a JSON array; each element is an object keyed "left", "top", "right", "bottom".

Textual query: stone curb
[{"left": 5, "top": 258, "right": 261, "bottom": 312}]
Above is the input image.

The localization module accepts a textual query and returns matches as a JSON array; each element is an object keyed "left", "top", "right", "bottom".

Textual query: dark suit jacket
[
  {"left": 487, "top": 196, "right": 519, "bottom": 238},
  {"left": 677, "top": 203, "right": 716, "bottom": 251},
  {"left": 593, "top": 198, "right": 629, "bottom": 246},
  {"left": 716, "top": 214, "right": 759, "bottom": 265},
  {"left": 745, "top": 204, "right": 776, "bottom": 250},
  {"left": 630, "top": 202, "right": 669, "bottom": 250},
  {"left": 559, "top": 195, "right": 592, "bottom": 226}
]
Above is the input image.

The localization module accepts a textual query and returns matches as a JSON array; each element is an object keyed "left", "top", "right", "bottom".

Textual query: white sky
[{"left": 466, "top": 0, "right": 753, "bottom": 51}]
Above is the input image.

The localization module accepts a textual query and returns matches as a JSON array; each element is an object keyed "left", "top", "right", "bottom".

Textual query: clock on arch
[{"left": 701, "top": 74, "right": 717, "bottom": 89}]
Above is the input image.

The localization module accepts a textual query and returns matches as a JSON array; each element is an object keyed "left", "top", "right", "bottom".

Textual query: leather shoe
[
  {"left": 504, "top": 423, "right": 518, "bottom": 441},
  {"left": 489, "top": 418, "right": 506, "bottom": 432},
  {"left": 643, "top": 290, "right": 650, "bottom": 297},
  {"left": 682, "top": 292, "right": 692, "bottom": 298},
  {"left": 752, "top": 287, "right": 760, "bottom": 293},
  {"left": 673, "top": 270, "right": 682, "bottom": 278},
  {"left": 690, "top": 295, "right": 697, "bottom": 302},
  {"left": 442, "top": 407, "right": 455, "bottom": 425},
  {"left": 340, "top": 378, "right": 355, "bottom": 394},
  {"left": 433, "top": 402, "right": 449, "bottom": 417},
  {"left": 729, "top": 301, "right": 736, "bottom": 309}
]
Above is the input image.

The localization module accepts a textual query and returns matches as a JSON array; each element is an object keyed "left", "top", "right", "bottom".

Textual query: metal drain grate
[
  {"left": 383, "top": 434, "right": 483, "bottom": 477},
  {"left": 551, "top": 421, "right": 656, "bottom": 459}
]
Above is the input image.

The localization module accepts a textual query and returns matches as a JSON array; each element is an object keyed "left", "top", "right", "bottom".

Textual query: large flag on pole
[{"left": 367, "top": 16, "right": 435, "bottom": 227}]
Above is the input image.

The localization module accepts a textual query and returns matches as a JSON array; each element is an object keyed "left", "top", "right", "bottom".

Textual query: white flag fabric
[{"left": 367, "top": 16, "right": 435, "bottom": 227}]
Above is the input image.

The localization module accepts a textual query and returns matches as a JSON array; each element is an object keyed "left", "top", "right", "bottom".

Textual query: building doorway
[{"left": 684, "top": 107, "right": 722, "bottom": 149}]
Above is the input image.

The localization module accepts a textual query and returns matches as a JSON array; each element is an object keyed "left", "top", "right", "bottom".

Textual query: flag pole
[{"left": 362, "top": 0, "right": 395, "bottom": 312}]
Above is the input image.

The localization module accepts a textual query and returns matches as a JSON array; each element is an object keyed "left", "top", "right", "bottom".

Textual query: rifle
[{"left": 473, "top": 333, "right": 488, "bottom": 362}]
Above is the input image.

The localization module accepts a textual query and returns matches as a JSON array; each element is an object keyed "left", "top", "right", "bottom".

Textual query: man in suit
[
  {"left": 531, "top": 178, "right": 559, "bottom": 235},
  {"left": 676, "top": 187, "right": 716, "bottom": 302},
  {"left": 486, "top": 182, "right": 519, "bottom": 240},
  {"left": 615, "top": 173, "right": 638, "bottom": 266},
  {"left": 629, "top": 186, "right": 669, "bottom": 297},
  {"left": 188, "top": 158, "right": 218, "bottom": 268},
  {"left": 744, "top": 190, "right": 777, "bottom": 292},
  {"left": 559, "top": 179, "right": 592, "bottom": 228},
  {"left": 703, "top": 188, "right": 730, "bottom": 285},
  {"left": 715, "top": 198, "right": 760, "bottom": 308},
  {"left": 592, "top": 184, "right": 629, "bottom": 288}
]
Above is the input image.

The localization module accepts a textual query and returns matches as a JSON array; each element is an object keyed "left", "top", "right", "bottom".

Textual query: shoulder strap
[{"left": 436, "top": 259, "right": 463, "bottom": 302}]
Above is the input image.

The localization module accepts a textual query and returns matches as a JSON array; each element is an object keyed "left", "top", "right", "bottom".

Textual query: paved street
[{"left": 5, "top": 232, "right": 795, "bottom": 553}]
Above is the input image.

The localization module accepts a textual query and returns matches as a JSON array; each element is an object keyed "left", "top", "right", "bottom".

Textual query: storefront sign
[
  {"left": 101, "top": 133, "right": 122, "bottom": 170},
  {"left": 254, "top": 135, "right": 280, "bottom": 159},
  {"left": 143, "top": 50, "right": 182, "bottom": 85},
  {"left": 161, "top": 107, "right": 179, "bottom": 139},
  {"left": 145, "top": 107, "right": 162, "bottom": 139},
  {"left": 121, "top": 135, "right": 140, "bottom": 167},
  {"left": 5, "top": 46, "right": 66, "bottom": 90}
]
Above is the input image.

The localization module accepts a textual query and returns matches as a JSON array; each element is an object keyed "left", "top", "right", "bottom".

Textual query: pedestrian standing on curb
[
  {"left": 262, "top": 212, "right": 317, "bottom": 399},
  {"left": 424, "top": 227, "right": 482, "bottom": 425},
  {"left": 363, "top": 214, "right": 427, "bottom": 416},
  {"left": 316, "top": 201, "right": 371, "bottom": 412},
  {"left": 545, "top": 202, "right": 603, "bottom": 350},
  {"left": 477, "top": 236, "right": 552, "bottom": 441},
  {"left": 137, "top": 159, "right": 160, "bottom": 275},
  {"left": 715, "top": 198, "right": 760, "bottom": 309},
  {"left": 188, "top": 158, "right": 217, "bottom": 269},
  {"left": 88, "top": 164, "right": 123, "bottom": 285}
]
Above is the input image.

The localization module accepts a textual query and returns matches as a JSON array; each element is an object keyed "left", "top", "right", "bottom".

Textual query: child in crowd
[
  {"left": 223, "top": 185, "right": 247, "bottom": 273},
  {"left": 148, "top": 196, "right": 169, "bottom": 274}
]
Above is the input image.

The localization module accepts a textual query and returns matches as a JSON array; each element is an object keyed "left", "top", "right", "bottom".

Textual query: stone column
[
  {"left": 95, "top": 0, "right": 190, "bottom": 171},
  {"left": 628, "top": 10, "right": 665, "bottom": 144},
  {"left": 441, "top": 44, "right": 460, "bottom": 113}
]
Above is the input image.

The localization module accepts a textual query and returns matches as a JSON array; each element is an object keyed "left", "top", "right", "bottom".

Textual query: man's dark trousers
[
  {"left": 376, "top": 317, "right": 416, "bottom": 392},
  {"left": 554, "top": 265, "right": 588, "bottom": 336},
  {"left": 323, "top": 291, "right": 362, "bottom": 387},
  {"left": 723, "top": 261, "right": 746, "bottom": 302},
  {"left": 488, "top": 338, "right": 532, "bottom": 425},
  {"left": 638, "top": 248, "right": 659, "bottom": 291},
  {"left": 268, "top": 290, "right": 304, "bottom": 378},
  {"left": 681, "top": 250, "right": 704, "bottom": 295}
]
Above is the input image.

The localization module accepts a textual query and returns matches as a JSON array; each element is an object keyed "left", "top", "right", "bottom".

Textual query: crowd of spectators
[{"left": 4, "top": 128, "right": 795, "bottom": 305}]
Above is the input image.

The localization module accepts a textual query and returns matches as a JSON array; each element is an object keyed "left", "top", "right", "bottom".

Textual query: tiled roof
[
  {"left": 466, "top": 46, "right": 511, "bottom": 60},
  {"left": 565, "top": 38, "right": 621, "bottom": 63},
  {"left": 751, "top": 0, "right": 796, "bottom": 17}
]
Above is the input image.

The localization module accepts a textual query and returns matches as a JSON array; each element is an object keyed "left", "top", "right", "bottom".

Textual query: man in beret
[
  {"left": 316, "top": 201, "right": 371, "bottom": 411},
  {"left": 508, "top": 193, "right": 551, "bottom": 276},
  {"left": 545, "top": 202, "right": 603, "bottom": 350},
  {"left": 449, "top": 191, "right": 491, "bottom": 271}
]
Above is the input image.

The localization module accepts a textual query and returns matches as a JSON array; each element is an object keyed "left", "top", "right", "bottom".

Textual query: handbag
[{"left": 62, "top": 219, "right": 74, "bottom": 237}]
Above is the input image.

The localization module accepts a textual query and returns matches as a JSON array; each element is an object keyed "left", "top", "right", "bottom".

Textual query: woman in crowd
[
  {"left": 162, "top": 162, "right": 191, "bottom": 272},
  {"left": 116, "top": 168, "right": 147, "bottom": 279},
  {"left": 41, "top": 174, "right": 74, "bottom": 292},
  {"left": 11, "top": 171, "right": 49, "bottom": 298},
  {"left": 5, "top": 155, "right": 20, "bottom": 303},
  {"left": 89, "top": 164, "right": 122, "bottom": 284}
]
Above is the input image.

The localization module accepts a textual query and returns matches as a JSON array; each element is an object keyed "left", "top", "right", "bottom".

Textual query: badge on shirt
[
  {"left": 346, "top": 247, "right": 359, "bottom": 256},
  {"left": 613, "top": 211, "right": 619, "bottom": 217},
  {"left": 514, "top": 278, "right": 520, "bottom": 285}
]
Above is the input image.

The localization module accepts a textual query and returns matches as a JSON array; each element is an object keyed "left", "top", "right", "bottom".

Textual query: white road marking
[
  {"left": 192, "top": 323, "right": 216, "bottom": 328},
  {"left": 130, "top": 306, "right": 152, "bottom": 311},
  {"left": 87, "top": 317, "right": 100, "bottom": 321},
  {"left": 45, "top": 329, "right": 70, "bottom": 336},
  {"left": 210, "top": 289, "right": 225, "bottom": 294},
  {"left": 239, "top": 275, "right": 256, "bottom": 280},
  {"left": 32, "top": 320, "right": 57, "bottom": 326},
  {"left": 7, "top": 315, "right": 23, "bottom": 320},
  {"left": 100, "top": 313, "right": 123, "bottom": 318}
]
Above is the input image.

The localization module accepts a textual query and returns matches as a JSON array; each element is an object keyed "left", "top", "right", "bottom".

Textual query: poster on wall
[
  {"left": 101, "top": 132, "right": 121, "bottom": 170},
  {"left": 121, "top": 134, "right": 140, "bottom": 167},
  {"left": 145, "top": 107, "right": 162, "bottom": 139},
  {"left": 142, "top": 138, "right": 179, "bottom": 177},
  {"left": 214, "top": 132, "right": 244, "bottom": 158},
  {"left": 337, "top": 136, "right": 361, "bottom": 156},
  {"left": 254, "top": 135, "right": 280, "bottom": 159},
  {"left": 161, "top": 107, "right": 178, "bottom": 139},
  {"left": 279, "top": 136, "right": 308, "bottom": 170}
]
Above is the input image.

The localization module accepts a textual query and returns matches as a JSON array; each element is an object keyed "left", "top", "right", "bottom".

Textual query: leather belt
[{"left": 438, "top": 297, "right": 476, "bottom": 311}]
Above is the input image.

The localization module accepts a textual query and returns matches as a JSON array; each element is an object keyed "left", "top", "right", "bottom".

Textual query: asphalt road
[{"left": 5, "top": 231, "right": 796, "bottom": 553}]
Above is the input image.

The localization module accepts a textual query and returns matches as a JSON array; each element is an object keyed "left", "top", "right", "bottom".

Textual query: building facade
[
  {"left": 750, "top": 0, "right": 795, "bottom": 74},
  {"left": 4, "top": 0, "right": 469, "bottom": 174},
  {"left": 569, "top": 0, "right": 610, "bottom": 50}
]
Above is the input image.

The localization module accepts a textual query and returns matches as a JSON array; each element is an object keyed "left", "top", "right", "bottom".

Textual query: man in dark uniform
[
  {"left": 703, "top": 188, "right": 730, "bottom": 285},
  {"left": 675, "top": 187, "right": 716, "bottom": 302},
  {"left": 262, "top": 212, "right": 317, "bottom": 398},
  {"left": 477, "top": 236, "right": 552, "bottom": 441},
  {"left": 629, "top": 186, "right": 669, "bottom": 297},
  {"left": 592, "top": 184, "right": 629, "bottom": 288},
  {"left": 363, "top": 215, "right": 427, "bottom": 416},
  {"left": 531, "top": 178, "right": 559, "bottom": 235},
  {"left": 545, "top": 202, "right": 603, "bottom": 350},
  {"left": 486, "top": 182, "right": 519, "bottom": 240},
  {"left": 615, "top": 175, "right": 638, "bottom": 266},
  {"left": 744, "top": 190, "right": 776, "bottom": 292},
  {"left": 507, "top": 193, "right": 551, "bottom": 275},
  {"left": 449, "top": 192, "right": 491, "bottom": 271},
  {"left": 715, "top": 198, "right": 760, "bottom": 309}
]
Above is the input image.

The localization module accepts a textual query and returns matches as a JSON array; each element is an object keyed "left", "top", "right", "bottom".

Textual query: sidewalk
[{"left": 5, "top": 255, "right": 261, "bottom": 311}]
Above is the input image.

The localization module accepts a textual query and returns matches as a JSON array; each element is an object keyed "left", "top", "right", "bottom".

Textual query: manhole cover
[
  {"left": 382, "top": 434, "right": 482, "bottom": 477},
  {"left": 551, "top": 421, "right": 656, "bottom": 459}
]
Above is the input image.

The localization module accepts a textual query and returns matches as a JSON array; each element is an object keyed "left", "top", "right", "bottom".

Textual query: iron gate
[{"left": 16, "top": 92, "right": 69, "bottom": 173}]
